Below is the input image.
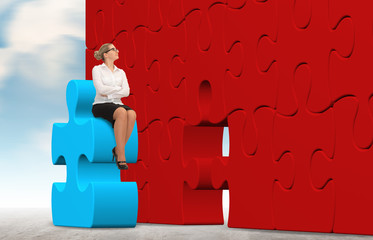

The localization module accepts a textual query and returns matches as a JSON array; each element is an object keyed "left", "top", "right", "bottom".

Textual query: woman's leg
[
  {"left": 113, "top": 107, "right": 127, "bottom": 165},
  {"left": 125, "top": 110, "right": 137, "bottom": 144}
]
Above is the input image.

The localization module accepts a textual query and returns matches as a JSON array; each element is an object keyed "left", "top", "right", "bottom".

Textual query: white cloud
[
  {"left": 8, "top": 0, "right": 84, "bottom": 52},
  {"left": 0, "top": 0, "right": 19, "bottom": 11},
  {"left": 30, "top": 118, "right": 68, "bottom": 156},
  {"left": 30, "top": 127, "right": 53, "bottom": 156},
  {"left": 0, "top": 121, "right": 66, "bottom": 208},
  {"left": 31, "top": 118, "right": 69, "bottom": 156},
  {"left": 0, "top": 0, "right": 84, "bottom": 208},
  {"left": 0, "top": 49, "right": 11, "bottom": 88},
  {"left": 0, "top": 0, "right": 85, "bottom": 89},
  {"left": 16, "top": 35, "right": 85, "bottom": 89}
]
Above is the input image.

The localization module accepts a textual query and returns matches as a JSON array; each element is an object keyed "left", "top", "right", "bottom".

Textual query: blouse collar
[{"left": 101, "top": 62, "right": 119, "bottom": 72}]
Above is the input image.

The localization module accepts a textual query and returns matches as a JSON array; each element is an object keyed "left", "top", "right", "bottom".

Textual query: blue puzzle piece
[{"left": 51, "top": 80, "right": 138, "bottom": 228}]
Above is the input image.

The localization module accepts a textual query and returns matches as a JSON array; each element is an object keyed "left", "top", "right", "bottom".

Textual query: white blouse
[{"left": 92, "top": 63, "right": 130, "bottom": 105}]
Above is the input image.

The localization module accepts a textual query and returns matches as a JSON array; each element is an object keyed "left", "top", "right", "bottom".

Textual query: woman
[{"left": 91, "top": 43, "right": 136, "bottom": 170}]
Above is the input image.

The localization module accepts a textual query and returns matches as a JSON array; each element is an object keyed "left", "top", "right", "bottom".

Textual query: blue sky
[
  {"left": 0, "top": 0, "right": 229, "bottom": 208},
  {"left": 0, "top": 0, "right": 85, "bottom": 207}
]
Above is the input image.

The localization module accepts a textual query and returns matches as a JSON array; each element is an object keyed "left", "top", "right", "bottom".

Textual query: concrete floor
[{"left": 1, "top": 209, "right": 373, "bottom": 240}]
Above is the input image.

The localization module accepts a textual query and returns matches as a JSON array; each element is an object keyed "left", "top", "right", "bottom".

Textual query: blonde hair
[{"left": 94, "top": 43, "right": 113, "bottom": 61}]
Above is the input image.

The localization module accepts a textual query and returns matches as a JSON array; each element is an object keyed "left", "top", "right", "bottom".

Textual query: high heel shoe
[{"left": 112, "top": 147, "right": 128, "bottom": 170}]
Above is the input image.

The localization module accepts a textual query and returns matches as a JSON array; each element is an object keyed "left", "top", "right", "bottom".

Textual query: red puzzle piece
[
  {"left": 144, "top": 1, "right": 188, "bottom": 161},
  {"left": 183, "top": 4, "right": 243, "bottom": 126},
  {"left": 328, "top": 0, "right": 373, "bottom": 149},
  {"left": 223, "top": 0, "right": 278, "bottom": 155},
  {"left": 211, "top": 108, "right": 294, "bottom": 229},
  {"left": 123, "top": 128, "right": 150, "bottom": 222},
  {"left": 86, "top": 0, "right": 116, "bottom": 50},
  {"left": 272, "top": 64, "right": 335, "bottom": 232},
  {"left": 311, "top": 97, "right": 373, "bottom": 235},
  {"left": 257, "top": 0, "right": 354, "bottom": 116},
  {"left": 111, "top": 0, "right": 150, "bottom": 71},
  {"left": 128, "top": 119, "right": 223, "bottom": 224}
]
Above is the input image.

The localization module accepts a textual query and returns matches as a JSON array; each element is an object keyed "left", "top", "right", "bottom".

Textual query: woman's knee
[
  {"left": 113, "top": 107, "right": 127, "bottom": 120},
  {"left": 128, "top": 110, "right": 137, "bottom": 120}
]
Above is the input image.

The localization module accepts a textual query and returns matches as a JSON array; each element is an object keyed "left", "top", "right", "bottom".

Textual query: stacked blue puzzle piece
[{"left": 51, "top": 80, "right": 138, "bottom": 227}]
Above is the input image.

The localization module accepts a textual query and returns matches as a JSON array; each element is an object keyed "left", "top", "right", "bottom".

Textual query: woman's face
[{"left": 104, "top": 44, "right": 119, "bottom": 62}]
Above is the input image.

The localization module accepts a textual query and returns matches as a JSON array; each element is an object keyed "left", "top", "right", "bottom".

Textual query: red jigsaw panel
[
  {"left": 144, "top": 10, "right": 188, "bottom": 124},
  {"left": 226, "top": 0, "right": 246, "bottom": 9},
  {"left": 257, "top": 0, "right": 354, "bottom": 116},
  {"left": 145, "top": 13, "right": 187, "bottom": 90},
  {"left": 86, "top": 0, "right": 373, "bottom": 235},
  {"left": 223, "top": 0, "right": 278, "bottom": 155},
  {"left": 86, "top": 0, "right": 116, "bottom": 49},
  {"left": 182, "top": 124, "right": 225, "bottom": 190},
  {"left": 113, "top": 0, "right": 149, "bottom": 34},
  {"left": 168, "top": 0, "right": 226, "bottom": 39},
  {"left": 112, "top": 0, "right": 149, "bottom": 68},
  {"left": 224, "top": 0, "right": 277, "bottom": 53},
  {"left": 144, "top": 1, "right": 189, "bottom": 162},
  {"left": 147, "top": 0, "right": 190, "bottom": 32},
  {"left": 137, "top": 183, "right": 150, "bottom": 223},
  {"left": 139, "top": 119, "right": 223, "bottom": 224},
  {"left": 122, "top": 128, "right": 150, "bottom": 222},
  {"left": 144, "top": 72, "right": 187, "bottom": 161},
  {"left": 211, "top": 108, "right": 294, "bottom": 230},
  {"left": 122, "top": 128, "right": 150, "bottom": 189},
  {"left": 272, "top": 64, "right": 335, "bottom": 232},
  {"left": 328, "top": 0, "right": 373, "bottom": 149},
  {"left": 311, "top": 97, "right": 373, "bottom": 235},
  {"left": 183, "top": 4, "right": 243, "bottom": 126},
  {"left": 86, "top": 49, "right": 102, "bottom": 79}
]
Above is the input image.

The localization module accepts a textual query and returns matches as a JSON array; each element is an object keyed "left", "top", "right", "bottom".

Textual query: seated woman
[{"left": 91, "top": 43, "right": 136, "bottom": 170}]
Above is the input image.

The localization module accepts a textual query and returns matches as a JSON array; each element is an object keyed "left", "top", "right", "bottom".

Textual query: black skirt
[{"left": 92, "top": 102, "right": 133, "bottom": 128}]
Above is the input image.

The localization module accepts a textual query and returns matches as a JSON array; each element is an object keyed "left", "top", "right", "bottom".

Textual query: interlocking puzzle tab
[{"left": 51, "top": 80, "right": 138, "bottom": 227}]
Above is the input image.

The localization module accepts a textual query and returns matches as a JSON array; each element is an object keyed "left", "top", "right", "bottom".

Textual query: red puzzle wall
[{"left": 85, "top": 0, "right": 373, "bottom": 235}]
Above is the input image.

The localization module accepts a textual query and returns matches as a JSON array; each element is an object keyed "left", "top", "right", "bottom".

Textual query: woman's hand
[{"left": 101, "top": 94, "right": 108, "bottom": 97}]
